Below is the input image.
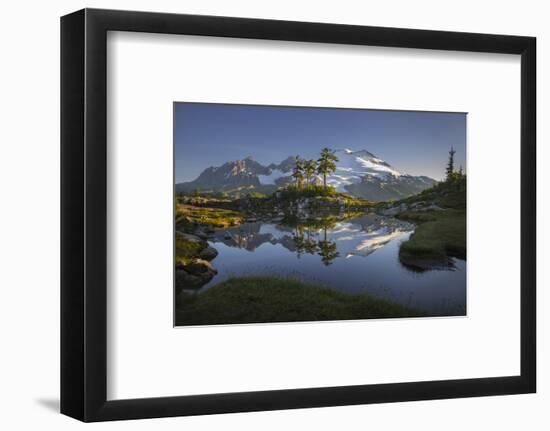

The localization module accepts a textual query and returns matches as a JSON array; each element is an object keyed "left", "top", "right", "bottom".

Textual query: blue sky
[{"left": 174, "top": 102, "right": 466, "bottom": 182}]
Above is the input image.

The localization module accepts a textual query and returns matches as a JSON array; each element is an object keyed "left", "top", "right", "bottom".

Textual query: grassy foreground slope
[
  {"left": 398, "top": 210, "right": 466, "bottom": 269},
  {"left": 176, "top": 276, "right": 422, "bottom": 326},
  {"left": 395, "top": 177, "right": 466, "bottom": 270}
]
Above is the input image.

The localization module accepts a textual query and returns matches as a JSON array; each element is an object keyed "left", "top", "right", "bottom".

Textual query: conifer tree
[
  {"left": 445, "top": 146, "right": 456, "bottom": 182},
  {"left": 292, "top": 157, "right": 305, "bottom": 189},
  {"left": 317, "top": 148, "right": 338, "bottom": 188},
  {"left": 303, "top": 159, "right": 317, "bottom": 187}
]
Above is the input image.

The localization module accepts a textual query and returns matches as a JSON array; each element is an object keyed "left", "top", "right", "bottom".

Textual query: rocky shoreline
[
  {"left": 375, "top": 200, "right": 445, "bottom": 217},
  {"left": 175, "top": 232, "right": 218, "bottom": 293}
]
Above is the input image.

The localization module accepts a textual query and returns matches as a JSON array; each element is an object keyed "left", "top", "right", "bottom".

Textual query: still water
[{"left": 198, "top": 214, "right": 466, "bottom": 316}]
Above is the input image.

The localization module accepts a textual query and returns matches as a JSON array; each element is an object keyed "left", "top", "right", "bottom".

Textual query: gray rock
[
  {"left": 425, "top": 204, "right": 444, "bottom": 211},
  {"left": 199, "top": 246, "right": 218, "bottom": 261},
  {"left": 408, "top": 201, "right": 446, "bottom": 212},
  {"left": 193, "top": 229, "right": 209, "bottom": 240},
  {"left": 175, "top": 269, "right": 203, "bottom": 289},
  {"left": 183, "top": 259, "right": 217, "bottom": 276},
  {"left": 177, "top": 232, "right": 203, "bottom": 243},
  {"left": 379, "top": 202, "right": 409, "bottom": 216},
  {"left": 176, "top": 256, "right": 219, "bottom": 290},
  {"left": 379, "top": 206, "right": 400, "bottom": 216}
]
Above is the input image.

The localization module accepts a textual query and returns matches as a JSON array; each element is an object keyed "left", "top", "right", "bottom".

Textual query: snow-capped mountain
[
  {"left": 258, "top": 156, "right": 296, "bottom": 186},
  {"left": 326, "top": 149, "right": 402, "bottom": 192},
  {"left": 176, "top": 150, "right": 436, "bottom": 201}
]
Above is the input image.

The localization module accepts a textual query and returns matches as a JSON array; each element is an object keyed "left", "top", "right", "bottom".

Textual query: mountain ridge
[{"left": 176, "top": 149, "right": 437, "bottom": 201}]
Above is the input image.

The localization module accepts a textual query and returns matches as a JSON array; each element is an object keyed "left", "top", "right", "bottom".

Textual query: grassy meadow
[{"left": 176, "top": 276, "right": 423, "bottom": 326}]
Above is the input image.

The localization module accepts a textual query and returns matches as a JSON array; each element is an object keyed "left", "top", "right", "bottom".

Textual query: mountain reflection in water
[
  {"left": 198, "top": 214, "right": 466, "bottom": 315},
  {"left": 210, "top": 215, "right": 414, "bottom": 262}
]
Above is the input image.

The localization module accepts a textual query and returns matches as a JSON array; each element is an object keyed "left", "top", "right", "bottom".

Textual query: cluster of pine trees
[
  {"left": 290, "top": 148, "right": 339, "bottom": 189},
  {"left": 445, "top": 146, "right": 465, "bottom": 183}
]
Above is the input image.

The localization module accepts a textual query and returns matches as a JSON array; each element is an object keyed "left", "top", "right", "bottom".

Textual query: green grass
[
  {"left": 179, "top": 184, "right": 278, "bottom": 199},
  {"left": 401, "top": 176, "right": 466, "bottom": 210},
  {"left": 176, "top": 203, "right": 243, "bottom": 231},
  {"left": 175, "top": 276, "right": 422, "bottom": 325},
  {"left": 397, "top": 209, "right": 466, "bottom": 269},
  {"left": 373, "top": 176, "right": 467, "bottom": 270},
  {"left": 278, "top": 184, "right": 338, "bottom": 198},
  {"left": 276, "top": 186, "right": 371, "bottom": 211}
]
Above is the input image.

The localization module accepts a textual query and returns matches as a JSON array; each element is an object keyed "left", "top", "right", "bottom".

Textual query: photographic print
[{"left": 174, "top": 103, "right": 466, "bottom": 326}]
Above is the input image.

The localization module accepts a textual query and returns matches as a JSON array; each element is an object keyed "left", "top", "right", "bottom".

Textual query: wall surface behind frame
[{"left": 0, "top": 0, "right": 547, "bottom": 429}]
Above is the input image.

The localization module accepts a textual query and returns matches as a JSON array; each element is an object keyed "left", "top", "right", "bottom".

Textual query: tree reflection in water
[{"left": 291, "top": 219, "right": 340, "bottom": 265}]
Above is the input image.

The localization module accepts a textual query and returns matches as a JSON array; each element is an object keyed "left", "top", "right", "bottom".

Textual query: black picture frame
[{"left": 61, "top": 8, "right": 536, "bottom": 422}]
